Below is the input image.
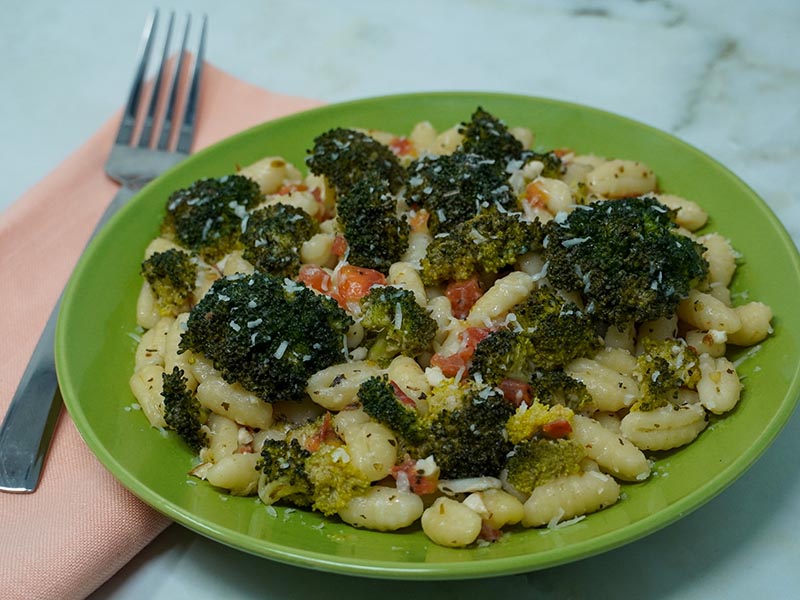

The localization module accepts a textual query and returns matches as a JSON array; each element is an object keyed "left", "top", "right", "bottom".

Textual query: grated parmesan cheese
[{"left": 273, "top": 340, "right": 289, "bottom": 359}]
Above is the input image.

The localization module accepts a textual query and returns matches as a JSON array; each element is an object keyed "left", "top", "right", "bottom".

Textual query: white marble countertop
[{"left": 3, "top": 1, "right": 799, "bottom": 598}]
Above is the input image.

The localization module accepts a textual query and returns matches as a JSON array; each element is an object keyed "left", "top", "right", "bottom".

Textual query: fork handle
[{"left": 0, "top": 185, "right": 138, "bottom": 493}]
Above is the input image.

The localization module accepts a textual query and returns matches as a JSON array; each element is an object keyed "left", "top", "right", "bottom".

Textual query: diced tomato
[
  {"left": 409, "top": 208, "right": 430, "bottom": 233},
  {"left": 334, "top": 265, "right": 387, "bottom": 308},
  {"left": 461, "top": 326, "right": 495, "bottom": 354},
  {"left": 236, "top": 442, "right": 254, "bottom": 454},
  {"left": 542, "top": 418, "right": 573, "bottom": 439},
  {"left": 429, "top": 352, "right": 469, "bottom": 378},
  {"left": 276, "top": 183, "right": 308, "bottom": 195},
  {"left": 391, "top": 381, "right": 416, "bottom": 407},
  {"left": 429, "top": 327, "right": 495, "bottom": 378},
  {"left": 524, "top": 181, "right": 549, "bottom": 210},
  {"left": 305, "top": 412, "right": 338, "bottom": 452},
  {"left": 479, "top": 521, "right": 503, "bottom": 542},
  {"left": 297, "top": 265, "right": 334, "bottom": 296},
  {"left": 309, "top": 186, "right": 333, "bottom": 221},
  {"left": 331, "top": 234, "right": 348, "bottom": 258},
  {"left": 391, "top": 459, "right": 438, "bottom": 495},
  {"left": 552, "top": 147, "right": 572, "bottom": 158},
  {"left": 446, "top": 276, "right": 483, "bottom": 320},
  {"left": 389, "top": 136, "right": 416, "bottom": 158},
  {"left": 498, "top": 378, "right": 531, "bottom": 408}
]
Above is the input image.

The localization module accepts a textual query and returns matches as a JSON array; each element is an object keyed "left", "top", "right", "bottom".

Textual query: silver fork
[{"left": 0, "top": 10, "right": 207, "bottom": 493}]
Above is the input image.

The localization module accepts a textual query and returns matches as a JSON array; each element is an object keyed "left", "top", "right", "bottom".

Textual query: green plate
[{"left": 56, "top": 92, "right": 800, "bottom": 579}]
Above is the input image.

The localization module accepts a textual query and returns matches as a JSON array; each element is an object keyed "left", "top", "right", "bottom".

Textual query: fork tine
[
  {"left": 138, "top": 12, "right": 175, "bottom": 148},
  {"left": 176, "top": 15, "right": 207, "bottom": 154},
  {"left": 156, "top": 15, "right": 191, "bottom": 151},
  {"left": 114, "top": 9, "right": 159, "bottom": 146}
]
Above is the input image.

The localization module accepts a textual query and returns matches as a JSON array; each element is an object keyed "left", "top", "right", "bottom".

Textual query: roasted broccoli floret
[
  {"left": 358, "top": 376, "right": 514, "bottom": 479},
  {"left": 633, "top": 337, "right": 701, "bottom": 411},
  {"left": 503, "top": 438, "right": 584, "bottom": 495},
  {"left": 359, "top": 285, "right": 437, "bottom": 365},
  {"left": 258, "top": 419, "right": 372, "bottom": 515},
  {"left": 469, "top": 286, "right": 601, "bottom": 384},
  {"left": 528, "top": 369, "right": 593, "bottom": 412},
  {"left": 161, "top": 366, "right": 207, "bottom": 452},
  {"left": 459, "top": 106, "right": 565, "bottom": 178},
  {"left": 420, "top": 207, "right": 544, "bottom": 285},
  {"left": 240, "top": 203, "right": 317, "bottom": 277},
  {"left": 160, "top": 175, "right": 262, "bottom": 262},
  {"left": 259, "top": 438, "right": 313, "bottom": 508},
  {"left": 543, "top": 197, "right": 709, "bottom": 327},
  {"left": 424, "top": 384, "right": 514, "bottom": 479},
  {"left": 306, "top": 128, "right": 406, "bottom": 196},
  {"left": 140, "top": 248, "right": 197, "bottom": 316},
  {"left": 356, "top": 375, "right": 426, "bottom": 445},
  {"left": 335, "top": 176, "right": 409, "bottom": 273},
  {"left": 406, "top": 151, "right": 517, "bottom": 235},
  {"left": 512, "top": 286, "right": 602, "bottom": 369},
  {"left": 179, "top": 273, "right": 353, "bottom": 402},
  {"left": 458, "top": 106, "right": 528, "bottom": 168},
  {"left": 469, "top": 328, "right": 534, "bottom": 386}
]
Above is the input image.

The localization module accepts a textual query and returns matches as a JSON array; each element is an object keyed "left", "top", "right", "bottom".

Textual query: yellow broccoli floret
[
  {"left": 633, "top": 338, "right": 701, "bottom": 411},
  {"left": 504, "top": 438, "right": 585, "bottom": 495},
  {"left": 422, "top": 377, "right": 467, "bottom": 420},
  {"left": 506, "top": 400, "right": 574, "bottom": 444},
  {"left": 304, "top": 443, "right": 372, "bottom": 516}
]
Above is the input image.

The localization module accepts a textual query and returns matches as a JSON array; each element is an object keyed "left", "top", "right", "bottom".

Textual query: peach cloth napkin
[{"left": 0, "top": 63, "right": 322, "bottom": 600}]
